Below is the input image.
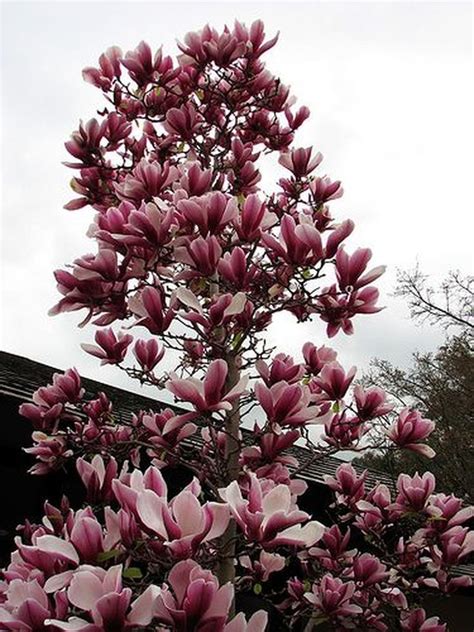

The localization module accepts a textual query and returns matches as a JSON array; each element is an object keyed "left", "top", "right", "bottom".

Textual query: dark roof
[
  {"left": 0, "top": 350, "right": 394, "bottom": 488},
  {"left": 2, "top": 351, "right": 473, "bottom": 581}
]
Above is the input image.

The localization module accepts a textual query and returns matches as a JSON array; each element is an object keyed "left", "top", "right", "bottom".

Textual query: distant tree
[
  {"left": 395, "top": 267, "right": 473, "bottom": 333},
  {"left": 358, "top": 270, "right": 474, "bottom": 502}
]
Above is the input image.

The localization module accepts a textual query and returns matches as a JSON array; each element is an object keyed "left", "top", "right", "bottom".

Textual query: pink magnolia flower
[
  {"left": 240, "top": 551, "right": 285, "bottom": 582},
  {"left": 279, "top": 147, "right": 323, "bottom": 178},
  {"left": 46, "top": 564, "right": 159, "bottom": 630},
  {"left": 220, "top": 473, "right": 324, "bottom": 548},
  {"left": 68, "top": 514, "right": 105, "bottom": 564},
  {"left": 0, "top": 577, "right": 63, "bottom": 631},
  {"left": 309, "top": 525, "right": 355, "bottom": 571},
  {"left": 129, "top": 286, "right": 175, "bottom": 334},
  {"left": 114, "top": 468, "right": 229, "bottom": 559},
  {"left": 353, "top": 385, "right": 392, "bottom": 420},
  {"left": 354, "top": 484, "right": 392, "bottom": 534},
  {"left": 76, "top": 455, "right": 118, "bottom": 503},
  {"left": 241, "top": 431, "right": 301, "bottom": 473},
  {"left": 316, "top": 284, "right": 383, "bottom": 338},
  {"left": 312, "top": 362, "right": 356, "bottom": 400},
  {"left": 391, "top": 472, "right": 436, "bottom": 514},
  {"left": 305, "top": 575, "right": 362, "bottom": 618},
  {"left": 167, "top": 359, "right": 248, "bottom": 413},
  {"left": 19, "top": 399, "right": 64, "bottom": 432},
  {"left": 140, "top": 409, "right": 197, "bottom": 455},
  {"left": 218, "top": 247, "right": 259, "bottom": 290},
  {"left": 122, "top": 40, "right": 173, "bottom": 86},
  {"left": 324, "top": 464, "right": 367, "bottom": 506},
  {"left": 124, "top": 201, "right": 177, "bottom": 248},
  {"left": 233, "top": 19, "right": 279, "bottom": 59},
  {"left": 115, "top": 159, "right": 179, "bottom": 202},
  {"left": 435, "top": 525, "right": 474, "bottom": 566},
  {"left": 16, "top": 533, "right": 80, "bottom": 577},
  {"left": 82, "top": 45, "right": 122, "bottom": 90},
  {"left": 309, "top": 176, "right": 343, "bottom": 204},
  {"left": 302, "top": 342, "right": 337, "bottom": 376},
  {"left": 234, "top": 194, "right": 270, "bottom": 242},
  {"left": 353, "top": 553, "right": 389, "bottom": 586},
  {"left": 325, "top": 219, "right": 355, "bottom": 259},
  {"left": 261, "top": 215, "right": 323, "bottom": 266},
  {"left": 426, "top": 494, "right": 474, "bottom": 532},
  {"left": 178, "top": 163, "right": 213, "bottom": 197},
  {"left": 164, "top": 102, "right": 204, "bottom": 140},
  {"left": 155, "top": 559, "right": 267, "bottom": 632},
  {"left": 133, "top": 338, "right": 165, "bottom": 372},
  {"left": 65, "top": 118, "right": 105, "bottom": 164},
  {"left": 178, "top": 191, "right": 238, "bottom": 236},
  {"left": 335, "top": 247, "right": 385, "bottom": 292},
  {"left": 255, "top": 381, "right": 320, "bottom": 427},
  {"left": 104, "top": 112, "right": 132, "bottom": 147},
  {"left": 175, "top": 235, "right": 223, "bottom": 276},
  {"left": 323, "top": 412, "right": 366, "bottom": 448},
  {"left": 388, "top": 408, "right": 435, "bottom": 458},
  {"left": 73, "top": 249, "right": 121, "bottom": 283},
  {"left": 81, "top": 328, "right": 133, "bottom": 365},
  {"left": 31, "top": 368, "right": 84, "bottom": 408},
  {"left": 256, "top": 353, "right": 305, "bottom": 386},
  {"left": 25, "top": 432, "right": 73, "bottom": 475},
  {"left": 401, "top": 608, "right": 446, "bottom": 632}
]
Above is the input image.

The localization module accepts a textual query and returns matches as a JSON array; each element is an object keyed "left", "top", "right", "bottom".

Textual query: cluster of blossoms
[{"left": 2, "top": 20, "right": 473, "bottom": 632}]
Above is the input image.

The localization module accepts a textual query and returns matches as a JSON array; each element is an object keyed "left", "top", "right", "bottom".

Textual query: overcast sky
[{"left": 1, "top": 1, "right": 472, "bottom": 399}]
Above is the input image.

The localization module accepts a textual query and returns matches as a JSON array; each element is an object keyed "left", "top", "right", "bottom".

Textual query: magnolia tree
[{"left": 1, "top": 21, "right": 473, "bottom": 632}]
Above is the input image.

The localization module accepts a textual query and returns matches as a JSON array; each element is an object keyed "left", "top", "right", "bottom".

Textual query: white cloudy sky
[{"left": 1, "top": 1, "right": 472, "bottom": 398}]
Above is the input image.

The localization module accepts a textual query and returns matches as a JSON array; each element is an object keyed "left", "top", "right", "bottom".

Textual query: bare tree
[{"left": 395, "top": 267, "right": 473, "bottom": 332}]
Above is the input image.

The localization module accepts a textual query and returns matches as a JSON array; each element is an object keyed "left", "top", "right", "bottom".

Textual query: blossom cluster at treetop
[{"left": 1, "top": 20, "right": 472, "bottom": 632}]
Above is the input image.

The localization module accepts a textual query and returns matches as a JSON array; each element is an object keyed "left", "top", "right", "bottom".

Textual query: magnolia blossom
[
  {"left": 220, "top": 473, "right": 324, "bottom": 548},
  {"left": 335, "top": 247, "right": 385, "bottom": 292},
  {"left": 240, "top": 551, "right": 286, "bottom": 582},
  {"left": 324, "top": 464, "right": 367, "bottom": 506},
  {"left": 302, "top": 342, "right": 337, "bottom": 376},
  {"left": 45, "top": 565, "right": 159, "bottom": 630},
  {"left": 305, "top": 575, "right": 362, "bottom": 618},
  {"left": 0, "top": 578, "right": 58, "bottom": 631},
  {"left": 154, "top": 559, "right": 267, "bottom": 632},
  {"left": 391, "top": 472, "right": 436, "bottom": 514},
  {"left": 133, "top": 338, "right": 165, "bottom": 372},
  {"left": 167, "top": 359, "right": 248, "bottom": 413},
  {"left": 256, "top": 353, "right": 305, "bottom": 386},
  {"left": 388, "top": 408, "right": 435, "bottom": 457},
  {"left": 353, "top": 553, "right": 389, "bottom": 586},
  {"left": 278, "top": 147, "right": 323, "bottom": 178},
  {"left": 312, "top": 361, "right": 356, "bottom": 401},
  {"left": 353, "top": 385, "right": 393, "bottom": 420},
  {"left": 255, "top": 381, "right": 320, "bottom": 427},
  {"left": 114, "top": 466, "right": 229, "bottom": 558},
  {"left": 76, "top": 455, "right": 118, "bottom": 503},
  {"left": 401, "top": 608, "right": 447, "bottom": 632}
]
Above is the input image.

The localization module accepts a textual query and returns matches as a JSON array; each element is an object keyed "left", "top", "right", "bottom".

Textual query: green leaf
[
  {"left": 97, "top": 549, "right": 121, "bottom": 562},
  {"left": 123, "top": 567, "right": 143, "bottom": 579},
  {"left": 231, "top": 332, "right": 243, "bottom": 350}
]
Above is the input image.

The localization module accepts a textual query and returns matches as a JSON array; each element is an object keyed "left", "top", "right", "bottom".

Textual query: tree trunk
[{"left": 216, "top": 351, "right": 241, "bottom": 592}]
